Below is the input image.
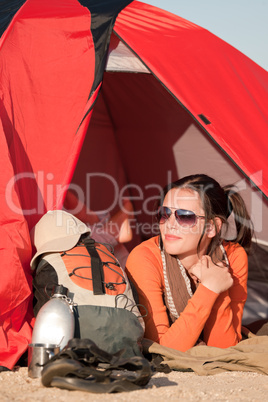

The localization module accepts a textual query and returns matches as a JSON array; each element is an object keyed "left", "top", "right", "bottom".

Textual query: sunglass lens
[
  {"left": 175, "top": 210, "right": 196, "bottom": 227},
  {"left": 157, "top": 206, "right": 171, "bottom": 223}
]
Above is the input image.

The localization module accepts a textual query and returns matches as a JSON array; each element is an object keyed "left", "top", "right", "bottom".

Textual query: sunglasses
[{"left": 157, "top": 206, "right": 205, "bottom": 228}]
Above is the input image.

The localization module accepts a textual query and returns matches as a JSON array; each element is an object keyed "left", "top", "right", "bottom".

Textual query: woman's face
[{"left": 159, "top": 188, "right": 210, "bottom": 260}]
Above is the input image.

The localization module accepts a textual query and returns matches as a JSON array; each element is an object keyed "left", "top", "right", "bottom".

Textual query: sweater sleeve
[
  {"left": 126, "top": 239, "right": 219, "bottom": 351},
  {"left": 202, "top": 243, "right": 248, "bottom": 347}
]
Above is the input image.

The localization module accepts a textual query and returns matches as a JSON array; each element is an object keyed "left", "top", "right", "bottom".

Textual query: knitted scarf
[{"left": 162, "top": 249, "right": 196, "bottom": 324}]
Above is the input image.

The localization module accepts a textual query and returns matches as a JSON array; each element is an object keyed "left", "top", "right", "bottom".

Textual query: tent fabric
[
  {"left": 113, "top": 2, "right": 268, "bottom": 197},
  {"left": 0, "top": 0, "right": 26, "bottom": 37},
  {"left": 0, "top": 0, "right": 268, "bottom": 368},
  {"left": 0, "top": 0, "right": 132, "bottom": 369}
]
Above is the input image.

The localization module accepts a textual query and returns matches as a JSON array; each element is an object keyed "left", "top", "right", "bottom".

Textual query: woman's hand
[{"left": 188, "top": 256, "right": 233, "bottom": 294}]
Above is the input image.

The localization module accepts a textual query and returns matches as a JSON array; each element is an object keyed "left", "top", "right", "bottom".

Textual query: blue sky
[{"left": 144, "top": 0, "right": 268, "bottom": 71}]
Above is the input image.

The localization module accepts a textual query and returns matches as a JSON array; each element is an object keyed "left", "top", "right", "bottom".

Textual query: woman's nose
[{"left": 166, "top": 212, "right": 177, "bottom": 228}]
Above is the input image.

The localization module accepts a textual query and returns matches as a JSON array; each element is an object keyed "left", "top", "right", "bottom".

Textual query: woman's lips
[{"left": 164, "top": 234, "right": 181, "bottom": 241}]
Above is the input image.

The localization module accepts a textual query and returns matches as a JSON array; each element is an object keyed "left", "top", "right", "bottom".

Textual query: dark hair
[{"left": 159, "top": 174, "right": 254, "bottom": 257}]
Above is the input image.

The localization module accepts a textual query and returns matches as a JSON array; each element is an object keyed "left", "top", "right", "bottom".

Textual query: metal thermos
[{"left": 31, "top": 285, "right": 75, "bottom": 349}]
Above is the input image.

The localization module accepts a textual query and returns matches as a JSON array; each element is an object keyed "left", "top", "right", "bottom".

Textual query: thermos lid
[{"left": 52, "top": 284, "right": 69, "bottom": 297}]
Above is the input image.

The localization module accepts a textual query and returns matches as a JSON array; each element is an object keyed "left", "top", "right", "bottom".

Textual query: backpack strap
[{"left": 82, "top": 237, "right": 105, "bottom": 295}]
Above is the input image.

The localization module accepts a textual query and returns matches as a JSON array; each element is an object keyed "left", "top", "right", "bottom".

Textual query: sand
[{"left": 1, "top": 367, "right": 268, "bottom": 401}]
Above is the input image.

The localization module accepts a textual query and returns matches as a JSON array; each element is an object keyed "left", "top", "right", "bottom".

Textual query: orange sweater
[{"left": 126, "top": 236, "right": 248, "bottom": 351}]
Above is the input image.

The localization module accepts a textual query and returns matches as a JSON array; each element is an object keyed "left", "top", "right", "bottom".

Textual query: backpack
[{"left": 33, "top": 234, "right": 145, "bottom": 359}]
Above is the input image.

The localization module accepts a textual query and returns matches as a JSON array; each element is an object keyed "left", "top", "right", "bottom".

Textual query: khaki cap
[{"left": 30, "top": 210, "right": 90, "bottom": 270}]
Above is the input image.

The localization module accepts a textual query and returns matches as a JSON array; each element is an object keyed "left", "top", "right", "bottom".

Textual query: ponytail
[{"left": 223, "top": 185, "right": 254, "bottom": 254}]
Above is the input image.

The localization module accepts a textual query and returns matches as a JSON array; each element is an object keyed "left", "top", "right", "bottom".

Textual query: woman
[{"left": 126, "top": 174, "right": 253, "bottom": 351}]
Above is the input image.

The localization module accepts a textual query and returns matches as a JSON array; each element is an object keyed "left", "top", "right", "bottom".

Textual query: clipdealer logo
[{"left": 5, "top": 170, "right": 264, "bottom": 234}]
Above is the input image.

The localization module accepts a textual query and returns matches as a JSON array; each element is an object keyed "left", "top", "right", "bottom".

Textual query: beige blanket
[{"left": 142, "top": 336, "right": 268, "bottom": 375}]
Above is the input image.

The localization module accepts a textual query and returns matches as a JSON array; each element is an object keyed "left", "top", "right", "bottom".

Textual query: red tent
[{"left": 0, "top": 0, "right": 267, "bottom": 369}]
